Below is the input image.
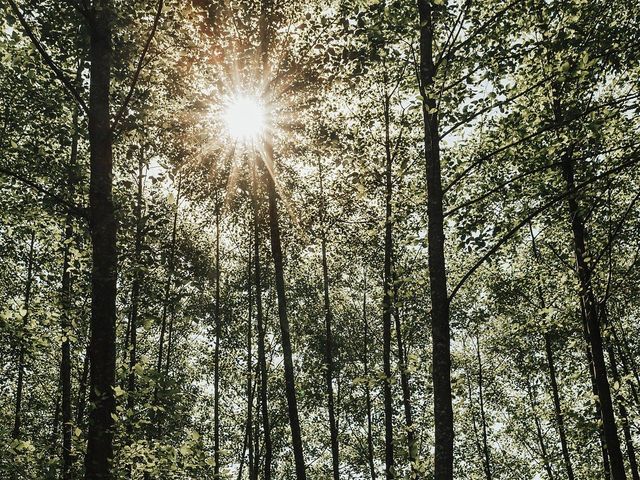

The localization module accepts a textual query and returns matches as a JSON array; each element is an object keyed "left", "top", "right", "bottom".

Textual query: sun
[{"left": 223, "top": 94, "right": 266, "bottom": 142}]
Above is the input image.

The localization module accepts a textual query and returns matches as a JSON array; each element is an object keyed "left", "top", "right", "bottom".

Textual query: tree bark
[
  {"left": 525, "top": 375, "right": 554, "bottom": 480},
  {"left": 13, "top": 231, "right": 36, "bottom": 440},
  {"left": 560, "top": 149, "right": 626, "bottom": 480},
  {"left": 381, "top": 87, "right": 395, "bottom": 480},
  {"left": 392, "top": 268, "right": 417, "bottom": 476},
  {"left": 363, "top": 272, "right": 377, "bottom": 480},
  {"left": 85, "top": 2, "right": 117, "bottom": 478},
  {"left": 529, "top": 225, "right": 574, "bottom": 480},
  {"left": 252, "top": 159, "right": 272, "bottom": 480},
  {"left": 246, "top": 229, "right": 255, "bottom": 480},
  {"left": 318, "top": 158, "right": 340, "bottom": 480},
  {"left": 475, "top": 339, "right": 492, "bottom": 480},
  {"left": 214, "top": 192, "right": 222, "bottom": 478},
  {"left": 417, "top": 2, "right": 453, "bottom": 478},
  {"left": 261, "top": 137, "right": 307, "bottom": 479}
]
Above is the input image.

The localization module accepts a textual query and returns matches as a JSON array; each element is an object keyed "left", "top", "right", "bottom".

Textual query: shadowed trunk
[
  {"left": 418, "top": 2, "right": 453, "bottom": 478},
  {"left": 85, "top": 2, "right": 118, "bottom": 477},
  {"left": 252, "top": 158, "right": 272, "bottom": 479},
  {"left": 13, "top": 231, "right": 36, "bottom": 440},
  {"left": 363, "top": 272, "right": 377, "bottom": 480},
  {"left": 318, "top": 158, "right": 340, "bottom": 480}
]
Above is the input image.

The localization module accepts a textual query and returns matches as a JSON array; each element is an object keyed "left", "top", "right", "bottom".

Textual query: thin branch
[
  {"left": 448, "top": 154, "right": 640, "bottom": 303},
  {"left": 6, "top": 0, "right": 87, "bottom": 113},
  {"left": 112, "top": 0, "right": 164, "bottom": 131},
  {"left": 0, "top": 165, "right": 87, "bottom": 218}
]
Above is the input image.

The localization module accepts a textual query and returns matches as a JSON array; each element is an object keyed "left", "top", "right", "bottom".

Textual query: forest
[{"left": 1, "top": 0, "right": 640, "bottom": 478}]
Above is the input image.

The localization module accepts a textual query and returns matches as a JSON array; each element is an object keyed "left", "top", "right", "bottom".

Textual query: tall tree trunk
[
  {"left": 260, "top": 136, "right": 307, "bottom": 479},
  {"left": 475, "top": 338, "right": 492, "bottom": 480},
  {"left": 318, "top": 158, "right": 340, "bottom": 480},
  {"left": 363, "top": 272, "right": 377, "bottom": 480},
  {"left": 559, "top": 148, "right": 626, "bottom": 480},
  {"left": 85, "top": 2, "right": 117, "bottom": 478},
  {"left": 214, "top": 193, "right": 222, "bottom": 478},
  {"left": 252, "top": 160, "right": 272, "bottom": 480},
  {"left": 392, "top": 268, "right": 417, "bottom": 475},
  {"left": 13, "top": 231, "right": 36, "bottom": 440},
  {"left": 246, "top": 229, "right": 255, "bottom": 480},
  {"left": 164, "top": 175, "right": 181, "bottom": 376},
  {"left": 126, "top": 149, "right": 145, "bottom": 476},
  {"left": 381, "top": 89, "right": 395, "bottom": 480},
  {"left": 417, "top": 2, "right": 453, "bottom": 478},
  {"left": 525, "top": 375, "right": 554, "bottom": 480},
  {"left": 602, "top": 307, "right": 640, "bottom": 480},
  {"left": 76, "top": 344, "right": 90, "bottom": 428},
  {"left": 60, "top": 99, "right": 80, "bottom": 479},
  {"left": 529, "top": 225, "right": 574, "bottom": 480}
]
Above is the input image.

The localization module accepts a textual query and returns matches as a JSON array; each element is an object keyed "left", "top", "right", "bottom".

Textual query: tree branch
[
  {"left": 0, "top": 165, "right": 87, "bottom": 218},
  {"left": 112, "top": 0, "right": 164, "bottom": 131},
  {"left": 448, "top": 154, "right": 640, "bottom": 303},
  {"left": 6, "top": 0, "right": 88, "bottom": 113}
]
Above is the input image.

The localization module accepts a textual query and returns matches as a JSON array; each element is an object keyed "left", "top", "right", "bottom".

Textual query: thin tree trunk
[
  {"left": 582, "top": 305, "right": 612, "bottom": 479},
  {"left": 417, "top": 2, "right": 453, "bottom": 478},
  {"left": 13, "top": 231, "right": 36, "bottom": 440},
  {"left": 213, "top": 192, "right": 222, "bottom": 478},
  {"left": 126, "top": 149, "right": 145, "bottom": 477},
  {"left": 475, "top": 338, "right": 492, "bottom": 480},
  {"left": 164, "top": 175, "right": 181, "bottom": 376},
  {"left": 76, "top": 344, "right": 90, "bottom": 428},
  {"left": 381, "top": 89, "right": 395, "bottom": 480},
  {"left": 529, "top": 225, "right": 574, "bottom": 480},
  {"left": 363, "top": 272, "right": 377, "bottom": 480},
  {"left": 602, "top": 307, "right": 640, "bottom": 480},
  {"left": 318, "top": 158, "right": 340, "bottom": 480},
  {"left": 392, "top": 268, "right": 417, "bottom": 475},
  {"left": 85, "top": 2, "right": 117, "bottom": 478},
  {"left": 260, "top": 136, "right": 307, "bottom": 479},
  {"left": 246, "top": 229, "right": 255, "bottom": 480},
  {"left": 525, "top": 375, "right": 554, "bottom": 480},
  {"left": 559, "top": 147, "right": 626, "bottom": 480},
  {"left": 252, "top": 159, "right": 272, "bottom": 480}
]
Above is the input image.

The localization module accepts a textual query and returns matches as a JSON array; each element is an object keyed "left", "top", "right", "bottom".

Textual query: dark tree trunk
[
  {"left": 214, "top": 194, "right": 222, "bottom": 478},
  {"left": 602, "top": 307, "right": 640, "bottom": 480},
  {"left": 125, "top": 150, "right": 145, "bottom": 473},
  {"left": 76, "top": 344, "right": 90, "bottom": 428},
  {"left": 13, "top": 232, "right": 36, "bottom": 440},
  {"left": 392, "top": 269, "right": 417, "bottom": 475},
  {"left": 475, "top": 339, "right": 492, "bottom": 480},
  {"left": 85, "top": 2, "right": 117, "bottom": 478},
  {"left": 164, "top": 175, "right": 181, "bottom": 376},
  {"left": 560, "top": 150, "right": 626, "bottom": 480},
  {"left": 381, "top": 90, "right": 395, "bottom": 480},
  {"left": 525, "top": 376, "right": 554, "bottom": 480},
  {"left": 246, "top": 230, "right": 255, "bottom": 480},
  {"left": 261, "top": 137, "right": 307, "bottom": 479},
  {"left": 417, "top": 2, "right": 453, "bottom": 478},
  {"left": 363, "top": 272, "right": 377, "bottom": 480},
  {"left": 252, "top": 159, "right": 272, "bottom": 480},
  {"left": 529, "top": 226, "right": 574, "bottom": 480},
  {"left": 318, "top": 159, "right": 340, "bottom": 480}
]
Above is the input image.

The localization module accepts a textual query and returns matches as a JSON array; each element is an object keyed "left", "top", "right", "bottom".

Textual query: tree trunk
[
  {"left": 529, "top": 225, "right": 574, "bottom": 480},
  {"left": 363, "top": 272, "right": 377, "bottom": 480},
  {"left": 392, "top": 268, "right": 417, "bottom": 475},
  {"left": 252, "top": 159, "right": 272, "bottom": 479},
  {"left": 602, "top": 307, "right": 640, "bottom": 480},
  {"left": 525, "top": 375, "right": 554, "bottom": 480},
  {"left": 164, "top": 175, "right": 181, "bottom": 376},
  {"left": 13, "top": 231, "right": 36, "bottom": 440},
  {"left": 260, "top": 137, "right": 307, "bottom": 479},
  {"left": 475, "top": 339, "right": 492, "bottom": 480},
  {"left": 417, "top": 2, "right": 453, "bottom": 478},
  {"left": 318, "top": 158, "right": 340, "bottom": 480},
  {"left": 381, "top": 88, "right": 395, "bottom": 480},
  {"left": 85, "top": 2, "right": 117, "bottom": 478},
  {"left": 214, "top": 193, "right": 222, "bottom": 478},
  {"left": 560, "top": 149, "right": 626, "bottom": 480},
  {"left": 246, "top": 229, "right": 255, "bottom": 480}
]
